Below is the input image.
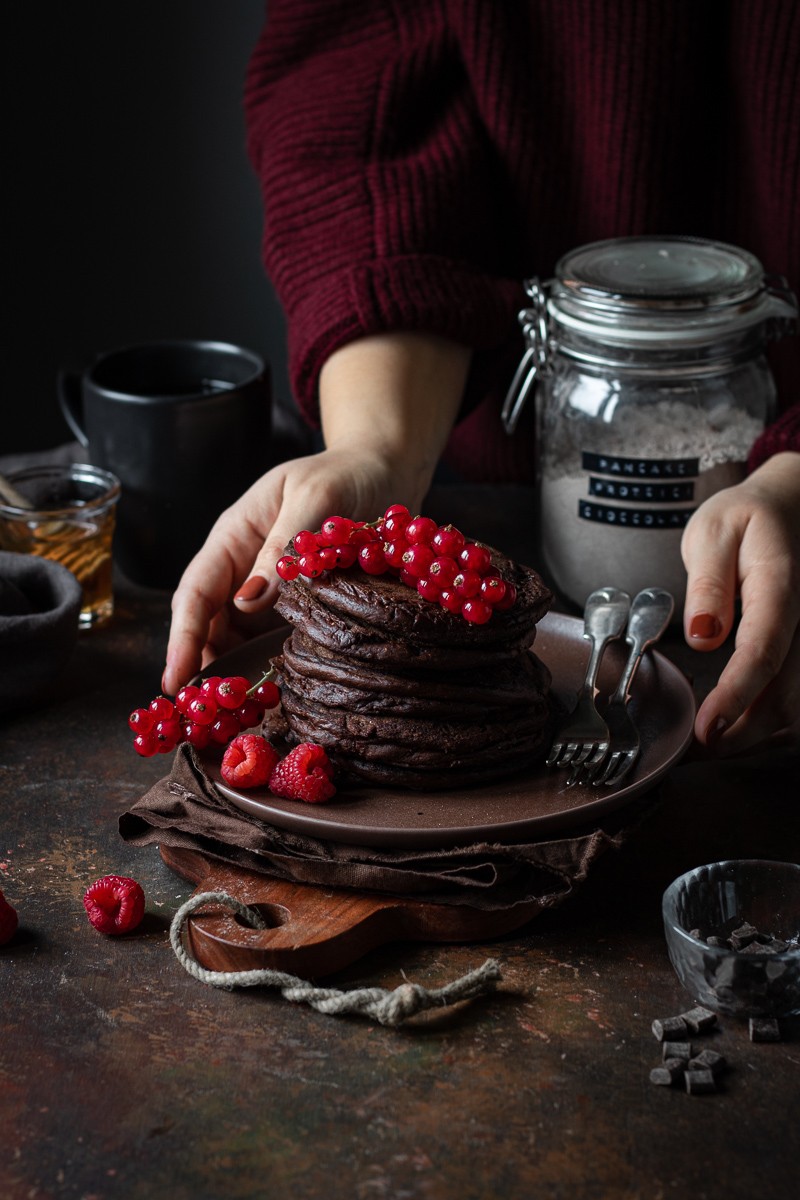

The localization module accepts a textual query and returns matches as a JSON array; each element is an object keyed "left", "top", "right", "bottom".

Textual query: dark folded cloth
[
  {"left": 120, "top": 744, "right": 657, "bottom": 913},
  {"left": 0, "top": 551, "right": 82, "bottom": 713}
]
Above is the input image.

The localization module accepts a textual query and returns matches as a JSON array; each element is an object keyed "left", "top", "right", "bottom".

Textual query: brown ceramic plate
[{"left": 199, "top": 612, "right": 695, "bottom": 850}]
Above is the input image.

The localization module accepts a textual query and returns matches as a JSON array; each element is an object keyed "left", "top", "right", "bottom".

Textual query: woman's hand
[
  {"left": 681, "top": 451, "right": 800, "bottom": 755},
  {"left": 162, "top": 447, "right": 411, "bottom": 694},
  {"left": 162, "top": 332, "right": 471, "bottom": 695}
]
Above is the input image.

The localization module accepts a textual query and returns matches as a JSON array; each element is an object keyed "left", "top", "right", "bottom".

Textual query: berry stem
[{"left": 246, "top": 666, "right": 277, "bottom": 697}]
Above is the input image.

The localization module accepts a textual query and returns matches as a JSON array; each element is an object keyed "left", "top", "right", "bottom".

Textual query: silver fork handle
[
  {"left": 608, "top": 587, "right": 674, "bottom": 705},
  {"left": 580, "top": 587, "right": 632, "bottom": 698}
]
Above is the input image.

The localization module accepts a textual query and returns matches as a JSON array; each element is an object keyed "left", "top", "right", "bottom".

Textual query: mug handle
[{"left": 57, "top": 369, "right": 89, "bottom": 447}]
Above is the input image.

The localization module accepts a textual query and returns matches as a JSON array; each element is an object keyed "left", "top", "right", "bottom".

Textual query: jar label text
[
  {"left": 578, "top": 500, "right": 694, "bottom": 529},
  {"left": 588, "top": 476, "right": 695, "bottom": 503},
  {"left": 582, "top": 451, "right": 700, "bottom": 478}
]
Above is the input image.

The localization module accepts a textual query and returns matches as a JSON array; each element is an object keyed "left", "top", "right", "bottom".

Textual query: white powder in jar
[{"left": 539, "top": 399, "right": 765, "bottom": 612}]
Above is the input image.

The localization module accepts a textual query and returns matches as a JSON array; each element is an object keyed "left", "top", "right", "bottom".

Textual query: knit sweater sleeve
[{"left": 243, "top": 0, "right": 521, "bottom": 426}]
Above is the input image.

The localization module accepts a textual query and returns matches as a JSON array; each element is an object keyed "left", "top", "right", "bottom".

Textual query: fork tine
[
  {"left": 563, "top": 744, "right": 606, "bottom": 792},
  {"left": 567, "top": 743, "right": 609, "bottom": 787},
  {"left": 599, "top": 749, "right": 639, "bottom": 788},
  {"left": 572, "top": 741, "right": 603, "bottom": 767}
]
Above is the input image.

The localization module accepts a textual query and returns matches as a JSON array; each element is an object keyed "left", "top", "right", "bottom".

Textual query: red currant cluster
[
  {"left": 129, "top": 672, "right": 280, "bottom": 757},
  {"left": 276, "top": 504, "right": 517, "bottom": 626}
]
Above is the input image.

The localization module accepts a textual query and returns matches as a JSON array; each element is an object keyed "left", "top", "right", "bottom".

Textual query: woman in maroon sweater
[{"left": 165, "top": 1, "right": 800, "bottom": 755}]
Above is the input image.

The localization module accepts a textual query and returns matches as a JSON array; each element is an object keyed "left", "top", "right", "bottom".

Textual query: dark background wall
[{"left": 6, "top": 1, "right": 291, "bottom": 455}]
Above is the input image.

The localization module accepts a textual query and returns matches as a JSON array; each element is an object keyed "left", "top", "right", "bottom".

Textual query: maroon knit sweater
[{"left": 244, "top": 0, "right": 800, "bottom": 482}]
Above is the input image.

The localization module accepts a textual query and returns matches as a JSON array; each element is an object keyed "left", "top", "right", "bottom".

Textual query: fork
[
  {"left": 547, "top": 587, "right": 631, "bottom": 772},
  {"left": 572, "top": 587, "right": 675, "bottom": 788}
]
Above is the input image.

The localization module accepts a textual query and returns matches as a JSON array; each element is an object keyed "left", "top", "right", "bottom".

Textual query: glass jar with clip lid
[{"left": 502, "top": 235, "right": 798, "bottom": 613}]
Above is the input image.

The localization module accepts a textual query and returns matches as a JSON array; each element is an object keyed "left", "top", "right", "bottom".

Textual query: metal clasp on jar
[{"left": 501, "top": 278, "right": 553, "bottom": 435}]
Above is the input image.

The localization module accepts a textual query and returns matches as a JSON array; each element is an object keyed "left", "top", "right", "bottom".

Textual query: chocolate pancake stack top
[{"left": 271, "top": 530, "right": 554, "bottom": 791}]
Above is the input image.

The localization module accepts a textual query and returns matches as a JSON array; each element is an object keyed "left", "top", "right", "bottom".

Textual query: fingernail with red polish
[
  {"left": 689, "top": 612, "right": 722, "bottom": 640},
  {"left": 706, "top": 716, "right": 728, "bottom": 747},
  {"left": 234, "top": 575, "right": 267, "bottom": 603}
]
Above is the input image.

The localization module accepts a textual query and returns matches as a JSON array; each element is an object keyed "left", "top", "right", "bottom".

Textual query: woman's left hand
[{"left": 681, "top": 451, "right": 800, "bottom": 755}]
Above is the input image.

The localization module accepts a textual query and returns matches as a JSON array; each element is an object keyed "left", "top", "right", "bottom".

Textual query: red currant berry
[
  {"left": 494, "top": 581, "right": 517, "bottom": 612},
  {"left": 383, "top": 503, "right": 410, "bottom": 521},
  {"left": 358, "top": 543, "right": 388, "bottom": 575},
  {"left": 216, "top": 676, "right": 250, "bottom": 710},
  {"left": 459, "top": 543, "right": 492, "bottom": 575},
  {"left": 401, "top": 544, "right": 434, "bottom": 579},
  {"left": 253, "top": 680, "right": 281, "bottom": 709},
  {"left": 276, "top": 555, "right": 300, "bottom": 582},
  {"left": 293, "top": 529, "right": 319, "bottom": 555},
  {"left": 174, "top": 685, "right": 200, "bottom": 715},
  {"left": 417, "top": 577, "right": 440, "bottom": 603},
  {"left": 462, "top": 598, "right": 493, "bottom": 625},
  {"left": 428, "top": 556, "right": 458, "bottom": 586},
  {"left": 183, "top": 721, "right": 212, "bottom": 749},
  {"left": 298, "top": 551, "right": 325, "bottom": 578},
  {"left": 453, "top": 569, "right": 481, "bottom": 598},
  {"left": 404, "top": 515, "right": 438, "bottom": 545},
  {"left": 148, "top": 695, "right": 174, "bottom": 720},
  {"left": 209, "top": 712, "right": 241, "bottom": 745},
  {"left": 431, "top": 524, "right": 465, "bottom": 557},
  {"left": 187, "top": 696, "right": 218, "bottom": 726},
  {"left": 381, "top": 512, "right": 411, "bottom": 538},
  {"left": 133, "top": 732, "right": 158, "bottom": 757},
  {"left": 399, "top": 568, "right": 418, "bottom": 588},
  {"left": 318, "top": 515, "right": 355, "bottom": 546},
  {"left": 233, "top": 698, "right": 265, "bottom": 729},
  {"left": 333, "top": 544, "right": 358, "bottom": 568},
  {"left": 383, "top": 537, "right": 409, "bottom": 569},
  {"left": 317, "top": 545, "right": 339, "bottom": 570},
  {"left": 439, "top": 588, "right": 463, "bottom": 614},
  {"left": 479, "top": 575, "right": 508, "bottom": 606},
  {"left": 155, "top": 716, "right": 183, "bottom": 751},
  {"left": 199, "top": 676, "right": 222, "bottom": 700},
  {"left": 349, "top": 525, "right": 380, "bottom": 547},
  {"left": 128, "top": 707, "right": 154, "bottom": 734}
]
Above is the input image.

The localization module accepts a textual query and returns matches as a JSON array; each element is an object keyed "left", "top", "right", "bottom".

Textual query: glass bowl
[{"left": 662, "top": 860, "right": 800, "bottom": 1018}]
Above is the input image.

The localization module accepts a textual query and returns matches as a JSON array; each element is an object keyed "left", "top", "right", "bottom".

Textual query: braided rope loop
[{"left": 169, "top": 891, "right": 501, "bottom": 1026}]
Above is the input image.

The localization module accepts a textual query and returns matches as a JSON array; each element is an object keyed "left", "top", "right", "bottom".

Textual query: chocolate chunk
[
  {"left": 730, "top": 922, "right": 760, "bottom": 950},
  {"left": 749, "top": 1017, "right": 782, "bottom": 1042},
  {"left": 652, "top": 1016, "right": 689, "bottom": 1041},
  {"left": 685, "top": 1068, "right": 717, "bottom": 1094},
  {"left": 688, "top": 928, "right": 703, "bottom": 941},
  {"left": 688, "top": 1049, "right": 726, "bottom": 1076},
  {"left": 769, "top": 938, "right": 789, "bottom": 953},
  {"left": 706, "top": 936, "right": 729, "bottom": 947},
  {"left": 650, "top": 1059, "right": 685, "bottom": 1086},
  {"left": 740, "top": 941, "right": 777, "bottom": 955},
  {"left": 680, "top": 1005, "right": 718, "bottom": 1034},
  {"left": 663, "top": 1040, "right": 692, "bottom": 1062}
]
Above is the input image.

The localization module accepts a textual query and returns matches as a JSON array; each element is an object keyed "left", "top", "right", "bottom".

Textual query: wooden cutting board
[{"left": 162, "top": 845, "right": 542, "bottom": 978}]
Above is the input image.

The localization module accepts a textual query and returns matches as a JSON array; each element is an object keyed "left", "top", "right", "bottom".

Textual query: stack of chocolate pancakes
[{"left": 271, "top": 546, "right": 554, "bottom": 790}]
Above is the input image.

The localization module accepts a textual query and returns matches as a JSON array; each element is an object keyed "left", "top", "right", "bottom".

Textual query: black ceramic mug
[{"left": 59, "top": 339, "right": 271, "bottom": 588}]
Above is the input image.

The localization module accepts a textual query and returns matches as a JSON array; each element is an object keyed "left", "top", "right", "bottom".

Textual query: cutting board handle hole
[{"left": 234, "top": 902, "right": 291, "bottom": 931}]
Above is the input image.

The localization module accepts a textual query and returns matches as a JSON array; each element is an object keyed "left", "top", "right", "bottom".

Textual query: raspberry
[
  {"left": 0, "top": 890, "right": 18, "bottom": 945},
  {"left": 269, "top": 743, "right": 336, "bottom": 804},
  {"left": 83, "top": 875, "right": 145, "bottom": 935},
  {"left": 221, "top": 733, "right": 280, "bottom": 788}
]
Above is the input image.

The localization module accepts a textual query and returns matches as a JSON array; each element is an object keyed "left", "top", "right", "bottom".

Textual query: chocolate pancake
[
  {"left": 277, "top": 633, "right": 552, "bottom": 719},
  {"left": 274, "top": 546, "right": 551, "bottom": 670},
  {"left": 270, "top": 539, "right": 554, "bottom": 791}
]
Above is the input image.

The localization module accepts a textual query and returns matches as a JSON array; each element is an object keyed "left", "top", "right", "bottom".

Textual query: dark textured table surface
[{"left": 1, "top": 484, "right": 798, "bottom": 1200}]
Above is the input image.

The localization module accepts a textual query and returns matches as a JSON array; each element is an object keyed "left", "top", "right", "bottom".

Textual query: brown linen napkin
[{"left": 120, "top": 744, "right": 656, "bottom": 913}]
